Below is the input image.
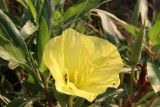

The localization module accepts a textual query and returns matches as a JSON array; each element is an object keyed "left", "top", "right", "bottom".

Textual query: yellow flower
[{"left": 43, "top": 28, "right": 123, "bottom": 102}]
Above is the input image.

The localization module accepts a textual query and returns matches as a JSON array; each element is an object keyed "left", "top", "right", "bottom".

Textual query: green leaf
[
  {"left": 47, "top": 0, "right": 54, "bottom": 31},
  {"left": 148, "top": 20, "right": 160, "bottom": 46},
  {"left": 21, "top": 9, "right": 32, "bottom": 25},
  {"left": 20, "top": 21, "right": 37, "bottom": 39},
  {"left": 27, "top": 0, "right": 38, "bottom": 22},
  {"left": 130, "top": 0, "right": 140, "bottom": 26},
  {"left": 154, "top": 12, "right": 160, "bottom": 22},
  {"left": 148, "top": 97, "right": 160, "bottom": 107},
  {"left": 0, "top": 33, "right": 9, "bottom": 45},
  {"left": 0, "top": 9, "right": 28, "bottom": 56},
  {"left": 55, "top": 0, "right": 61, "bottom": 6},
  {"left": 136, "top": 91, "right": 154, "bottom": 105},
  {"left": 7, "top": 98, "right": 34, "bottom": 107},
  {"left": 36, "top": 0, "right": 44, "bottom": 16},
  {"left": 37, "top": 17, "right": 50, "bottom": 71},
  {"left": 0, "top": 9, "right": 32, "bottom": 69},
  {"left": 152, "top": 45, "right": 160, "bottom": 58},
  {"left": 95, "top": 88, "right": 117, "bottom": 103},
  {"left": 147, "top": 61, "right": 160, "bottom": 93},
  {"left": 93, "top": 9, "right": 124, "bottom": 46},
  {"left": 23, "top": 74, "right": 42, "bottom": 94},
  {"left": 92, "top": 88, "right": 125, "bottom": 107},
  {"left": 40, "top": 0, "right": 55, "bottom": 31},
  {"left": 74, "top": 98, "right": 85, "bottom": 107},
  {"left": 0, "top": 34, "right": 26, "bottom": 69},
  {"left": 0, "top": 94, "right": 10, "bottom": 104},
  {"left": 91, "top": 9, "right": 139, "bottom": 37},
  {"left": 16, "top": 0, "right": 27, "bottom": 9},
  {"left": 0, "top": 0, "right": 8, "bottom": 11},
  {"left": 54, "top": 87, "right": 68, "bottom": 107},
  {"left": 130, "top": 25, "right": 145, "bottom": 64},
  {"left": 64, "top": 0, "right": 100, "bottom": 23}
]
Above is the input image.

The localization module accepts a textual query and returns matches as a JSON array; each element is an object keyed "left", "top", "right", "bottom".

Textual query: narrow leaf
[
  {"left": 147, "top": 61, "right": 160, "bottom": 92},
  {"left": 16, "top": 0, "right": 27, "bottom": 9},
  {"left": 148, "top": 97, "right": 160, "bottom": 106},
  {"left": 27, "top": 0, "right": 38, "bottom": 22},
  {"left": 0, "top": 34, "right": 26, "bottom": 69},
  {"left": 20, "top": 21, "right": 37, "bottom": 39},
  {"left": 7, "top": 98, "right": 34, "bottom": 107},
  {"left": 139, "top": 0, "right": 151, "bottom": 27},
  {"left": 64, "top": 0, "right": 100, "bottom": 23},
  {"left": 41, "top": 0, "right": 55, "bottom": 31},
  {"left": 0, "top": 0, "right": 8, "bottom": 11},
  {"left": 139, "top": 0, "right": 148, "bottom": 24},
  {"left": 95, "top": 10, "right": 124, "bottom": 40},
  {"left": 148, "top": 20, "right": 160, "bottom": 46},
  {"left": 37, "top": 17, "right": 50, "bottom": 71},
  {"left": 91, "top": 9, "right": 139, "bottom": 37},
  {"left": 0, "top": 9, "right": 28, "bottom": 55},
  {"left": 74, "top": 98, "right": 85, "bottom": 107},
  {"left": 130, "top": 25, "right": 145, "bottom": 64},
  {"left": 54, "top": 87, "right": 68, "bottom": 107},
  {"left": 154, "top": 12, "right": 160, "bottom": 22},
  {"left": 130, "top": 0, "right": 140, "bottom": 26}
]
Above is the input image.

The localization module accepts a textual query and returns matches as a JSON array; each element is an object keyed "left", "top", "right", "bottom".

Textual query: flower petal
[{"left": 43, "top": 28, "right": 123, "bottom": 102}]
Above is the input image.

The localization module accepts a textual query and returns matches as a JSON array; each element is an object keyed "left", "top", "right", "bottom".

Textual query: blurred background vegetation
[{"left": 0, "top": 0, "right": 160, "bottom": 107}]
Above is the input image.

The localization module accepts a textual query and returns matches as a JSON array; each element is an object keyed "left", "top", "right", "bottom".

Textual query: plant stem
[
  {"left": 147, "top": 91, "right": 160, "bottom": 107},
  {"left": 68, "top": 96, "right": 73, "bottom": 107},
  {"left": 28, "top": 52, "right": 53, "bottom": 107},
  {"left": 123, "top": 65, "right": 136, "bottom": 107},
  {"left": 130, "top": 65, "right": 136, "bottom": 92},
  {"left": 43, "top": 84, "right": 54, "bottom": 107}
]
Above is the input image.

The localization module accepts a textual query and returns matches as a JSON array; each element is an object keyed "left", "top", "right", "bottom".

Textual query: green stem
[
  {"left": 123, "top": 65, "right": 136, "bottom": 106},
  {"left": 129, "top": 65, "right": 136, "bottom": 93},
  {"left": 131, "top": 65, "right": 136, "bottom": 83},
  {"left": 28, "top": 52, "right": 53, "bottom": 107},
  {"left": 68, "top": 96, "right": 73, "bottom": 107},
  {"left": 120, "top": 72, "right": 124, "bottom": 86},
  {"left": 28, "top": 52, "right": 43, "bottom": 87}
]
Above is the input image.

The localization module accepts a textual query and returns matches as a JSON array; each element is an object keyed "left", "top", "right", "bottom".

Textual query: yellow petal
[
  {"left": 43, "top": 28, "right": 123, "bottom": 102},
  {"left": 56, "top": 81, "right": 97, "bottom": 102}
]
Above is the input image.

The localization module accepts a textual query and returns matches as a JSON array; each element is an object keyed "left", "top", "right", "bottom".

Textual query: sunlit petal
[{"left": 43, "top": 28, "right": 123, "bottom": 102}]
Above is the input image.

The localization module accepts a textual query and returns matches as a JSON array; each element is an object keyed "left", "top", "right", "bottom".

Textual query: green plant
[{"left": 0, "top": 0, "right": 160, "bottom": 107}]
